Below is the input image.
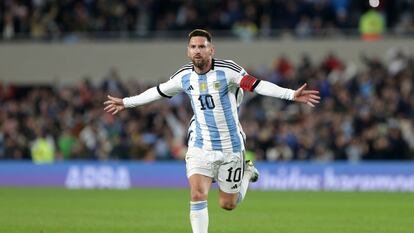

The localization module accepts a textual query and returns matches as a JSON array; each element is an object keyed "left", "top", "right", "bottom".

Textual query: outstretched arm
[
  {"left": 104, "top": 86, "right": 162, "bottom": 115},
  {"left": 239, "top": 75, "right": 320, "bottom": 107},
  {"left": 104, "top": 78, "right": 182, "bottom": 115},
  {"left": 228, "top": 60, "right": 320, "bottom": 106}
]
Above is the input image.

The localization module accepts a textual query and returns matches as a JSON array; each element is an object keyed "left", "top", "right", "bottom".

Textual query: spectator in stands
[
  {"left": 359, "top": 8, "right": 385, "bottom": 41},
  {"left": 30, "top": 128, "right": 55, "bottom": 164},
  {"left": 1, "top": 49, "right": 414, "bottom": 162},
  {"left": 1, "top": 0, "right": 413, "bottom": 40}
]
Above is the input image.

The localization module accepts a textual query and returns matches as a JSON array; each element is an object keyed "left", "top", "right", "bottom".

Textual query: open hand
[
  {"left": 104, "top": 95, "right": 125, "bottom": 115},
  {"left": 293, "top": 83, "right": 320, "bottom": 107}
]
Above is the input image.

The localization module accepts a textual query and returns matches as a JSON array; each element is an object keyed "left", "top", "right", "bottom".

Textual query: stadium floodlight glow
[{"left": 369, "top": 0, "right": 380, "bottom": 8}]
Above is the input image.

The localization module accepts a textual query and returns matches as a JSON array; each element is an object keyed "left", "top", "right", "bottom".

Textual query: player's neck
[{"left": 194, "top": 59, "right": 212, "bottom": 75}]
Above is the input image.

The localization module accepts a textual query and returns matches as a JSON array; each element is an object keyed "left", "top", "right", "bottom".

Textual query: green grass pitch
[{"left": 0, "top": 188, "right": 413, "bottom": 233}]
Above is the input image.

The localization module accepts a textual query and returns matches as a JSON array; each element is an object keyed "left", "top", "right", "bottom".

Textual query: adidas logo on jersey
[
  {"left": 187, "top": 85, "right": 194, "bottom": 91},
  {"left": 231, "top": 184, "right": 238, "bottom": 189}
]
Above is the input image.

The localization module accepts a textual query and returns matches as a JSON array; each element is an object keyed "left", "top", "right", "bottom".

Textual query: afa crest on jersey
[{"left": 213, "top": 81, "right": 221, "bottom": 90}]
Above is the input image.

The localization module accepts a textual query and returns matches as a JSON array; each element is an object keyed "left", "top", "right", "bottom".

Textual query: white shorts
[{"left": 185, "top": 147, "right": 245, "bottom": 194}]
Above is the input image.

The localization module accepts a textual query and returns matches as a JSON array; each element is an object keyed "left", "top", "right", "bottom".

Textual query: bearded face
[{"left": 187, "top": 36, "right": 214, "bottom": 71}]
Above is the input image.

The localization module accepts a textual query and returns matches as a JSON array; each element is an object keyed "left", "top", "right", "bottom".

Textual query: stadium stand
[
  {"left": 1, "top": 49, "right": 413, "bottom": 161},
  {"left": 1, "top": 0, "right": 413, "bottom": 40},
  {"left": 0, "top": 0, "right": 413, "bottom": 162}
]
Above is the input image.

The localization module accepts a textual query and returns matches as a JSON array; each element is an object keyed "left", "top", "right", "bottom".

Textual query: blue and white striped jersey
[
  {"left": 158, "top": 59, "right": 256, "bottom": 153},
  {"left": 187, "top": 85, "right": 245, "bottom": 150}
]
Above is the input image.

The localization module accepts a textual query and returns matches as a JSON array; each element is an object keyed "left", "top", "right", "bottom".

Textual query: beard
[{"left": 192, "top": 57, "right": 208, "bottom": 70}]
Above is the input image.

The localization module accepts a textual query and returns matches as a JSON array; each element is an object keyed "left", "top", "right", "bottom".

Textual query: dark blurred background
[
  {"left": 1, "top": 0, "right": 413, "bottom": 163},
  {"left": 1, "top": 0, "right": 414, "bottom": 40}
]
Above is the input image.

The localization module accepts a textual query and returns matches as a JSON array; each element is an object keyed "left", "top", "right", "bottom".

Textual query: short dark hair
[{"left": 188, "top": 29, "right": 212, "bottom": 43}]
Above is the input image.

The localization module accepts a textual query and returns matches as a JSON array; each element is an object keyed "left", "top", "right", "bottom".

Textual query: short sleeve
[
  {"left": 158, "top": 64, "right": 192, "bottom": 97},
  {"left": 227, "top": 60, "right": 260, "bottom": 92},
  {"left": 157, "top": 78, "right": 182, "bottom": 98}
]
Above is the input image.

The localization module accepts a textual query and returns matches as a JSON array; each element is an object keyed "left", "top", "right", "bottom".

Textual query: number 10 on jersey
[{"left": 198, "top": 94, "right": 215, "bottom": 110}]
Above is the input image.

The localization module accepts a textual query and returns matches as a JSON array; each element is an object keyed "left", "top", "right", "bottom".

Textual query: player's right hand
[{"left": 104, "top": 95, "right": 125, "bottom": 115}]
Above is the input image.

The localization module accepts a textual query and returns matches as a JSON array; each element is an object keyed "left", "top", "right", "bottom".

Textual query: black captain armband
[
  {"left": 157, "top": 84, "right": 172, "bottom": 98},
  {"left": 240, "top": 75, "right": 261, "bottom": 92}
]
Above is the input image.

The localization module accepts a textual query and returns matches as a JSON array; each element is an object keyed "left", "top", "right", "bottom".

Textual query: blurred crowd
[
  {"left": 1, "top": 48, "right": 413, "bottom": 162},
  {"left": 1, "top": 0, "right": 414, "bottom": 40}
]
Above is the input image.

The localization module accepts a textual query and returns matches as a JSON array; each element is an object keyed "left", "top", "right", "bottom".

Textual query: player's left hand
[
  {"left": 293, "top": 83, "right": 320, "bottom": 107},
  {"left": 104, "top": 95, "right": 125, "bottom": 115}
]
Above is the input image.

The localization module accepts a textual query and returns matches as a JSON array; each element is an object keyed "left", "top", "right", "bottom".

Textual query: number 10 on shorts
[{"left": 226, "top": 167, "right": 241, "bottom": 182}]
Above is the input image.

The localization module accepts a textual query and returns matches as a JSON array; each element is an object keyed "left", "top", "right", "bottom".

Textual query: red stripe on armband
[{"left": 240, "top": 75, "right": 259, "bottom": 92}]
